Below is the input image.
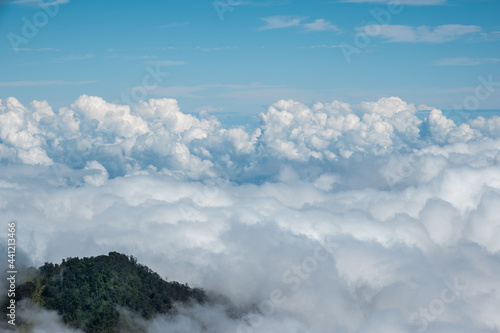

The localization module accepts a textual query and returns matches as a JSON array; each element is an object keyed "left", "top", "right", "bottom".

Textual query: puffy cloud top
[
  {"left": 1, "top": 95, "right": 499, "bottom": 182},
  {"left": 260, "top": 97, "right": 423, "bottom": 160}
]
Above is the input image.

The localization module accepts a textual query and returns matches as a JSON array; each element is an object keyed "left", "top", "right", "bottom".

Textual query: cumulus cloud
[
  {"left": 1, "top": 95, "right": 499, "bottom": 180},
  {"left": 0, "top": 97, "right": 53, "bottom": 165},
  {"left": 260, "top": 97, "right": 423, "bottom": 160},
  {"left": 1, "top": 95, "right": 500, "bottom": 332}
]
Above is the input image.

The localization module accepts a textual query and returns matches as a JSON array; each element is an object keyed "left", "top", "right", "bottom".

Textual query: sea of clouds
[{"left": 0, "top": 95, "right": 499, "bottom": 332}]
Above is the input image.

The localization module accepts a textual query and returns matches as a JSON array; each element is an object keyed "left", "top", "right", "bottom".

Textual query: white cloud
[
  {"left": 7, "top": 0, "right": 69, "bottom": 5},
  {"left": 147, "top": 60, "right": 187, "bottom": 66},
  {"left": 72, "top": 95, "right": 149, "bottom": 138},
  {"left": 0, "top": 80, "right": 96, "bottom": 87},
  {"left": 194, "top": 46, "right": 239, "bottom": 52},
  {"left": 15, "top": 301, "right": 83, "bottom": 332},
  {"left": 12, "top": 47, "right": 60, "bottom": 52},
  {"left": 259, "top": 16, "right": 340, "bottom": 33},
  {"left": 1, "top": 95, "right": 498, "bottom": 178},
  {"left": 418, "top": 104, "right": 433, "bottom": 110},
  {"left": 434, "top": 57, "right": 500, "bottom": 66},
  {"left": 258, "top": 16, "right": 304, "bottom": 30},
  {"left": 54, "top": 54, "right": 95, "bottom": 62},
  {"left": 149, "top": 82, "right": 286, "bottom": 99},
  {"left": 259, "top": 97, "right": 423, "bottom": 160},
  {"left": 83, "top": 161, "right": 109, "bottom": 187},
  {"left": 235, "top": 0, "right": 290, "bottom": 6},
  {"left": 160, "top": 22, "right": 190, "bottom": 28},
  {"left": 303, "top": 19, "right": 340, "bottom": 32},
  {"left": 0, "top": 97, "right": 53, "bottom": 165},
  {"left": 308, "top": 44, "right": 342, "bottom": 49},
  {"left": 361, "top": 24, "right": 481, "bottom": 43},
  {"left": 1, "top": 95, "right": 500, "bottom": 332}
]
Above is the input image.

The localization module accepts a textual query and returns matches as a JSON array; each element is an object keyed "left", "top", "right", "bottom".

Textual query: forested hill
[{"left": 14, "top": 252, "right": 207, "bottom": 332}]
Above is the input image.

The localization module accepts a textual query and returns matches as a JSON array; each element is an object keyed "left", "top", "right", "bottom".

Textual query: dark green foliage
[{"left": 15, "top": 252, "right": 206, "bottom": 332}]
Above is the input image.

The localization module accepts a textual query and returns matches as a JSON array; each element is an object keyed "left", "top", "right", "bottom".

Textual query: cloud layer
[
  {"left": 1, "top": 95, "right": 500, "bottom": 332},
  {"left": 1, "top": 95, "right": 498, "bottom": 181}
]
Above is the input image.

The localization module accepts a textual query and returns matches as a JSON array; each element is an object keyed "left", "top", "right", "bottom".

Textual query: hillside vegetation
[{"left": 15, "top": 252, "right": 206, "bottom": 332}]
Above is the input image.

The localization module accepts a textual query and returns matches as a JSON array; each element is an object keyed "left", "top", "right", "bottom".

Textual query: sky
[
  {"left": 1, "top": 1, "right": 500, "bottom": 333},
  {"left": 0, "top": 0, "right": 499, "bottom": 122}
]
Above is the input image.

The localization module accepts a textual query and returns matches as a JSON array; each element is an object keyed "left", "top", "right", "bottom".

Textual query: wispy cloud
[
  {"left": 147, "top": 60, "right": 187, "bottom": 66},
  {"left": 434, "top": 57, "right": 500, "bottom": 66},
  {"left": 306, "top": 44, "right": 342, "bottom": 49},
  {"left": 124, "top": 55, "right": 158, "bottom": 60},
  {"left": 259, "top": 16, "right": 340, "bottom": 33},
  {"left": 477, "top": 30, "right": 500, "bottom": 42},
  {"left": 159, "top": 22, "right": 190, "bottom": 28},
  {"left": 148, "top": 83, "right": 286, "bottom": 99},
  {"left": 0, "top": 80, "right": 96, "bottom": 87},
  {"left": 194, "top": 46, "right": 238, "bottom": 52},
  {"left": 258, "top": 16, "right": 304, "bottom": 30},
  {"left": 340, "top": 0, "right": 445, "bottom": 4},
  {"left": 7, "top": 0, "right": 69, "bottom": 6},
  {"left": 360, "top": 24, "right": 481, "bottom": 43},
  {"left": 303, "top": 19, "right": 340, "bottom": 32},
  {"left": 232, "top": 0, "right": 290, "bottom": 6},
  {"left": 54, "top": 54, "right": 95, "bottom": 62},
  {"left": 12, "top": 47, "right": 60, "bottom": 52}
]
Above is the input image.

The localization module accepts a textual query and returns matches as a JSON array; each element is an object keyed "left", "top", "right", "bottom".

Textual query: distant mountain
[{"left": 13, "top": 252, "right": 207, "bottom": 332}]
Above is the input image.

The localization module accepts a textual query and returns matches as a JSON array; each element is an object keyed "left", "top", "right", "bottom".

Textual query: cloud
[
  {"left": 235, "top": 0, "right": 290, "bottom": 6},
  {"left": 360, "top": 24, "right": 481, "bottom": 43},
  {"left": 11, "top": 47, "right": 60, "bottom": 52},
  {"left": 258, "top": 16, "right": 304, "bottom": 30},
  {"left": 307, "top": 44, "right": 342, "bottom": 49},
  {"left": 7, "top": 0, "right": 69, "bottom": 5},
  {"left": 259, "top": 97, "right": 426, "bottom": 160},
  {"left": 147, "top": 60, "right": 187, "bottom": 66},
  {"left": 160, "top": 22, "right": 190, "bottom": 28},
  {"left": 0, "top": 80, "right": 96, "bottom": 87},
  {"left": 13, "top": 301, "right": 84, "bottom": 332},
  {"left": 1, "top": 95, "right": 500, "bottom": 332},
  {"left": 340, "top": 0, "right": 446, "bottom": 5},
  {"left": 54, "top": 54, "right": 95, "bottom": 61},
  {"left": 149, "top": 82, "right": 286, "bottom": 99},
  {"left": 1, "top": 95, "right": 497, "bottom": 175},
  {"left": 194, "top": 46, "right": 238, "bottom": 52},
  {"left": 303, "top": 19, "right": 340, "bottom": 32},
  {"left": 259, "top": 16, "right": 340, "bottom": 33},
  {"left": 434, "top": 57, "right": 500, "bottom": 66}
]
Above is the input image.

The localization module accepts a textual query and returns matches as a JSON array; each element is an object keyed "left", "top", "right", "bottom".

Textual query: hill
[{"left": 12, "top": 252, "right": 206, "bottom": 332}]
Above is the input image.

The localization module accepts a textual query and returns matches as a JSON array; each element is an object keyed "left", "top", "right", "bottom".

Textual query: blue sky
[{"left": 1, "top": 0, "right": 499, "bottom": 122}]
